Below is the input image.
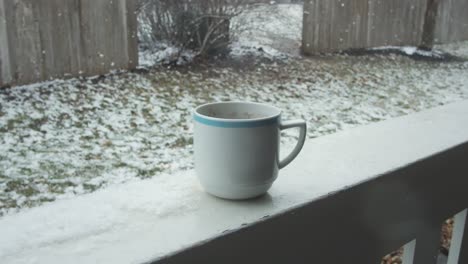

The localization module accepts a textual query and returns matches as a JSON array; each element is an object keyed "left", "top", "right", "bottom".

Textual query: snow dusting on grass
[
  {"left": 1, "top": 47, "right": 468, "bottom": 216},
  {"left": 436, "top": 41, "right": 468, "bottom": 59}
]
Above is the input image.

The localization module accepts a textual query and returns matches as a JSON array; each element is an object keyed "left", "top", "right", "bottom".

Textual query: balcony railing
[
  {"left": 1, "top": 101, "right": 467, "bottom": 264},
  {"left": 150, "top": 101, "right": 468, "bottom": 264}
]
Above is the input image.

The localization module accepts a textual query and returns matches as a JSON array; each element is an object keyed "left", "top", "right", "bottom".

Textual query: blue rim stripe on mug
[{"left": 194, "top": 114, "right": 279, "bottom": 128}]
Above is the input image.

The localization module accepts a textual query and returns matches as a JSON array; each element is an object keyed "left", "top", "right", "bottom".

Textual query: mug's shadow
[{"left": 199, "top": 190, "right": 274, "bottom": 207}]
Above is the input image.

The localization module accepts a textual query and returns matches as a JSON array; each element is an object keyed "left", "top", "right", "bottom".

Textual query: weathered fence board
[
  {"left": 303, "top": 0, "right": 468, "bottom": 54},
  {"left": 368, "top": 0, "right": 427, "bottom": 47},
  {"left": 0, "top": 0, "right": 12, "bottom": 84},
  {"left": 11, "top": 0, "right": 44, "bottom": 84},
  {"left": 303, "top": 0, "right": 427, "bottom": 54},
  {"left": 34, "top": 0, "right": 82, "bottom": 79},
  {"left": 435, "top": 0, "right": 468, "bottom": 43},
  {"left": 126, "top": 0, "right": 138, "bottom": 68},
  {"left": 0, "top": 0, "right": 138, "bottom": 87}
]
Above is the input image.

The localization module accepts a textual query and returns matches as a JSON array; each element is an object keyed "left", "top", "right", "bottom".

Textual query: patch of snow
[
  {"left": 229, "top": 40, "right": 289, "bottom": 60},
  {"left": 230, "top": 3, "right": 303, "bottom": 58},
  {"left": 400, "top": 46, "right": 418, "bottom": 55},
  {"left": 0, "top": 170, "right": 198, "bottom": 264},
  {"left": 139, "top": 46, "right": 196, "bottom": 67},
  {"left": 370, "top": 46, "right": 445, "bottom": 58}
]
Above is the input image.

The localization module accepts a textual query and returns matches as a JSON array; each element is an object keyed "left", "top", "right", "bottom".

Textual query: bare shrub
[{"left": 138, "top": 0, "right": 248, "bottom": 60}]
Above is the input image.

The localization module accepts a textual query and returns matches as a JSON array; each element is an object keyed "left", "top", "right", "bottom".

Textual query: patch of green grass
[
  {"left": 47, "top": 181, "right": 76, "bottom": 194},
  {"left": 84, "top": 153, "right": 102, "bottom": 161},
  {"left": 71, "top": 165, "right": 106, "bottom": 179},
  {"left": 137, "top": 167, "right": 164, "bottom": 179},
  {"left": 20, "top": 197, "right": 56, "bottom": 210},
  {"left": 5, "top": 180, "right": 39, "bottom": 197},
  {"left": 114, "top": 161, "right": 129, "bottom": 168},
  {"left": 28, "top": 117, "right": 49, "bottom": 131},
  {"left": 0, "top": 198, "right": 18, "bottom": 214},
  {"left": 74, "top": 121, "right": 84, "bottom": 129},
  {"left": 102, "top": 140, "right": 113, "bottom": 148},
  {"left": 169, "top": 137, "right": 193, "bottom": 148},
  {"left": 11, "top": 114, "right": 28, "bottom": 128},
  {"left": 105, "top": 124, "right": 115, "bottom": 132},
  {"left": 0, "top": 171, "right": 6, "bottom": 179},
  {"left": 19, "top": 167, "right": 34, "bottom": 176},
  {"left": 141, "top": 107, "right": 155, "bottom": 123},
  {"left": 83, "top": 183, "right": 103, "bottom": 192},
  {"left": 39, "top": 162, "right": 69, "bottom": 179}
]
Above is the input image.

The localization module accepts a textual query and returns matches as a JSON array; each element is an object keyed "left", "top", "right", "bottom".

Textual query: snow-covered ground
[
  {"left": 1, "top": 3, "right": 468, "bottom": 217},
  {"left": 230, "top": 3, "right": 303, "bottom": 58}
]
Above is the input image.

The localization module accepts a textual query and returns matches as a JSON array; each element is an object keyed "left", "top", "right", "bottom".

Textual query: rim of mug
[{"left": 194, "top": 101, "right": 281, "bottom": 123}]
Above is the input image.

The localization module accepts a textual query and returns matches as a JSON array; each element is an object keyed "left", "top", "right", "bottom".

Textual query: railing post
[
  {"left": 448, "top": 209, "right": 468, "bottom": 264},
  {"left": 420, "top": 0, "right": 441, "bottom": 50}
]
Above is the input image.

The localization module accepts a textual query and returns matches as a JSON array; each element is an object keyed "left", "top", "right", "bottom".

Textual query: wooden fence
[
  {"left": 0, "top": 0, "right": 138, "bottom": 87},
  {"left": 303, "top": 0, "right": 468, "bottom": 54},
  {"left": 435, "top": 0, "right": 468, "bottom": 43}
]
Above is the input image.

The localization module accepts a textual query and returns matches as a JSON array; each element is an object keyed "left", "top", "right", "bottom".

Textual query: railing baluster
[
  {"left": 403, "top": 226, "right": 440, "bottom": 264},
  {"left": 402, "top": 240, "right": 416, "bottom": 264},
  {"left": 448, "top": 209, "right": 468, "bottom": 264}
]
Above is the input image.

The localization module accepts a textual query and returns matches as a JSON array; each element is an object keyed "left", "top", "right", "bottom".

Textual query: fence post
[
  {"left": 0, "top": 0, "right": 11, "bottom": 87},
  {"left": 0, "top": 0, "right": 16, "bottom": 87},
  {"left": 126, "top": 0, "right": 139, "bottom": 69},
  {"left": 420, "top": 0, "right": 441, "bottom": 50}
]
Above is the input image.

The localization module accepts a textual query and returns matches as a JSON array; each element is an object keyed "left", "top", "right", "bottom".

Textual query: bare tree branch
[{"left": 138, "top": 0, "right": 249, "bottom": 62}]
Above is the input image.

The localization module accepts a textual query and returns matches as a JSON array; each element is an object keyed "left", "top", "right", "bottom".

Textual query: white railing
[
  {"left": 1, "top": 101, "right": 467, "bottom": 264},
  {"left": 151, "top": 101, "right": 468, "bottom": 264}
]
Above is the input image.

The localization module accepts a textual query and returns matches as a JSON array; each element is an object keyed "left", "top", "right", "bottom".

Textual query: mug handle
[{"left": 279, "top": 120, "right": 307, "bottom": 169}]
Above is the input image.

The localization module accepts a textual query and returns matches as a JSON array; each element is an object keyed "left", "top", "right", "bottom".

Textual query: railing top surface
[{"left": 1, "top": 101, "right": 468, "bottom": 264}]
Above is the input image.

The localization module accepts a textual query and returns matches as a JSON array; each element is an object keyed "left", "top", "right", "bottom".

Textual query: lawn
[{"left": 1, "top": 43, "right": 468, "bottom": 216}]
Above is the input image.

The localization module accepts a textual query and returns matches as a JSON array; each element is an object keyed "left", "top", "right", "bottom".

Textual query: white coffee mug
[{"left": 193, "top": 102, "right": 307, "bottom": 200}]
